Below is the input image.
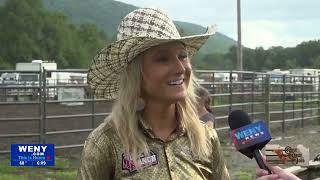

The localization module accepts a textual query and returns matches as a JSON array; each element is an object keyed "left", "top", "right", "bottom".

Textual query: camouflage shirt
[{"left": 77, "top": 119, "right": 230, "bottom": 180}]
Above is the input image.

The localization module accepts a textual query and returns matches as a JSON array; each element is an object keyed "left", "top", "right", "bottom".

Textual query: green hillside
[
  {"left": 43, "top": 0, "right": 136, "bottom": 38},
  {"left": 0, "top": 0, "right": 235, "bottom": 70},
  {"left": 41, "top": 0, "right": 236, "bottom": 54},
  {"left": 174, "top": 21, "right": 236, "bottom": 54},
  {"left": 0, "top": 0, "right": 108, "bottom": 69},
  {"left": 1, "top": 0, "right": 318, "bottom": 71},
  {"left": 0, "top": 0, "right": 236, "bottom": 56}
]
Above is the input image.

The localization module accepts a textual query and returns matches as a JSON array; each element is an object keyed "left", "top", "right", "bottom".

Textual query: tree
[
  {"left": 224, "top": 46, "right": 237, "bottom": 70},
  {"left": 311, "top": 56, "right": 320, "bottom": 69},
  {"left": 0, "top": 0, "right": 110, "bottom": 69}
]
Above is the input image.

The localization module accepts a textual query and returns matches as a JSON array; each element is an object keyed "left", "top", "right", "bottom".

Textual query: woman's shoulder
[
  {"left": 201, "top": 122, "right": 219, "bottom": 141},
  {"left": 86, "top": 119, "right": 118, "bottom": 146}
]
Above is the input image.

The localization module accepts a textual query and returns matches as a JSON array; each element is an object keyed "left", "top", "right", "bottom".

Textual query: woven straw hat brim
[{"left": 88, "top": 32, "right": 214, "bottom": 99}]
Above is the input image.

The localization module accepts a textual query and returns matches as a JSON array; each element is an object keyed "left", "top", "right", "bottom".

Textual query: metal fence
[
  {"left": 195, "top": 70, "right": 320, "bottom": 132},
  {"left": 0, "top": 69, "right": 319, "bottom": 154}
]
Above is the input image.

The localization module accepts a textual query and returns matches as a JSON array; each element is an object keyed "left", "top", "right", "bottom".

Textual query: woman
[
  {"left": 195, "top": 86, "right": 215, "bottom": 128},
  {"left": 78, "top": 7, "right": 229, "bottom": 179}
]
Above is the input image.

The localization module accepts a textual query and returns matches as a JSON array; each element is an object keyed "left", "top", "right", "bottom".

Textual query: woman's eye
[
  {"left": 179, "top": 53, "right": 188, "bottom": 60},
  {"left": 156, "top": 56, "right": 169, "bottom": 62}
]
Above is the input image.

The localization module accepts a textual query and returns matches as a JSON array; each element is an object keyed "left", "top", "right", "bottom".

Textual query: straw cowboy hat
[{"left": 88, "top": 7, "right": 216, "bottom": 99}]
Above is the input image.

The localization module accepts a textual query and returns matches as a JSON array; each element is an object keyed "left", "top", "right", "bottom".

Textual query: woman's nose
[{"left": 172, "top": 56, "right": 185, "bottom": 74}]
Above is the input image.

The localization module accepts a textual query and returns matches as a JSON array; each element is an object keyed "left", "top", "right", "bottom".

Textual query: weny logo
[
  {"left": 235, "top": 124, "right": 264, "bottom": 142},
  {"left": 18, "top": 145, "right": 47, "bottom": 153}
]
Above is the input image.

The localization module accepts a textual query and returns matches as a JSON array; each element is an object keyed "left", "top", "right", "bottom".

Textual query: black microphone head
[{"left": 228, "top": 110, "right": 251, "bottom": 130}]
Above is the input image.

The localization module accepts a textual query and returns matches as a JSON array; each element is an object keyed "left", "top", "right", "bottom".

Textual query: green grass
[
  {"left": 0, "top": 156, "right": 77, "bottom": 180},
  {"left": 235, "top": 169, "right": 255, "bottom": 180},
  {"left": 46, "top": 171, "right": 77, "bottom": 180},
  {"left": 0, "top": 174, "right": 25, "bottom": 180}
]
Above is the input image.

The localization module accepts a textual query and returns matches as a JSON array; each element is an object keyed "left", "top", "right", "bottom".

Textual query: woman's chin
[{"left": 168, "top": 92, "right": 187, "bottom": 102}]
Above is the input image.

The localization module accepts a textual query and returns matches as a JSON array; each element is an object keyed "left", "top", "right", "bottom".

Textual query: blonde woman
[{"left": 78, "top": 7, "right": 229, "bottom": 180}]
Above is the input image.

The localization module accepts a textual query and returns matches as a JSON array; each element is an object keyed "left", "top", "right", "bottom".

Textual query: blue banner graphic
[{"left": 11, "top": 144, "right": 55, "bottom": 166}]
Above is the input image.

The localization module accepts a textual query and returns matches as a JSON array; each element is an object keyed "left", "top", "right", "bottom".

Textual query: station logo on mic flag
[{"left": 231, "top": 121, "right": 271, "bottom": 150}]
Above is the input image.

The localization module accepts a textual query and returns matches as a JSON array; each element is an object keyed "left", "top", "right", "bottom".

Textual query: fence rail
[{"left": 0, "top": 69, "right": 319, "bottom": 153}]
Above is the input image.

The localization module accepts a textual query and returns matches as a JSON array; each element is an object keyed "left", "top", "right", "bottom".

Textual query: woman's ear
[{"left": 136, "top": 97, "right": 146, "bottom": 111}]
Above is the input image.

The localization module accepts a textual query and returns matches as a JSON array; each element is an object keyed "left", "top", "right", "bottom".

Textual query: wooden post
[{"left": 237, "top": 0, "right": 243, "bottom": 71}]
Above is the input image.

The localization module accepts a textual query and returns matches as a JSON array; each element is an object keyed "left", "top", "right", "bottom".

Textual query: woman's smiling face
[{"left": 141, "top": 41, "right": 192, "bottom": 103}]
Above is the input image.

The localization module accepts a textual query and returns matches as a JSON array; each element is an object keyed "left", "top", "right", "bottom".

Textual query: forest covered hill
[{"left": 0, "top": 0, "right": 319, "bottom": 70}]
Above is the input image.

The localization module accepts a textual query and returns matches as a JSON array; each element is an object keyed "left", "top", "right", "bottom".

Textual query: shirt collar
[{"left": 138, "top": 112, "right": 186, "bottom": 141}]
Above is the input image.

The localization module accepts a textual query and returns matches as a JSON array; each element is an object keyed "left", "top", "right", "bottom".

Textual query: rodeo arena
[{"left": 0, "top": 60, "right": 320, "bottom": 179}]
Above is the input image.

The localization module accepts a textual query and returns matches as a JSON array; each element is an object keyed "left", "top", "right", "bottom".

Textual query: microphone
[{"left": 228, "top": 110, "right": 272, "bottom": 174}]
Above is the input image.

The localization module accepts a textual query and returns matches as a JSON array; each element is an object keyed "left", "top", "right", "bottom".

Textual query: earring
[{"left": 136, "top": 97, "right": 145, "bottom": 111}]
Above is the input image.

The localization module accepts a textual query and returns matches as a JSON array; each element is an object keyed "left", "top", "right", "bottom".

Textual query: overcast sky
[{"left": 117, "top": 0, "right": 320, "bottom": 49}]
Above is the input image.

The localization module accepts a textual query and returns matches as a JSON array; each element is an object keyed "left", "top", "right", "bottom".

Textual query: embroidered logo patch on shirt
[{"left": 122, "top": 150, "right": 158, "bottom": 172}]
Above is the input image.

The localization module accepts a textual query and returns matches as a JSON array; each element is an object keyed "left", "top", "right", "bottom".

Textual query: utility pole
[{"left": 237, "top": 0, "right": 243, "bottom": 71}]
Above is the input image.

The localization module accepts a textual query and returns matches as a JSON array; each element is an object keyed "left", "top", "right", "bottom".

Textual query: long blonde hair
[{"left": 108, "top": 57, "right": 210, "bottom": 159}]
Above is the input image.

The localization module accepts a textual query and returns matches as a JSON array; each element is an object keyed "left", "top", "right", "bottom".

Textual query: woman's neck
[{"left": 142, "top": 102, "right": 177, "bottom": 140}]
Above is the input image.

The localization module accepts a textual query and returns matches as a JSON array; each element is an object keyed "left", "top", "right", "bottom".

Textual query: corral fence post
[
  {"left": 229, "top": 71, "right": 233, "bottom": 114},
  {"left": 282, "top": 74, "right": 286, "bottom": 136},
  {"left": 301, "top": 76, "right": 305, "bottom": 128},
  {"left": 251, "top": 72, "right": 255, "bottom": 120},
  {"left": 39, "top": 69, "right": 43, "bottom": 144},
  {"left": 40, "top": 68, "right": 47, "bottom": 144},
  {"left": 264, "top": 74, "right": 270, "bottom": 128}
]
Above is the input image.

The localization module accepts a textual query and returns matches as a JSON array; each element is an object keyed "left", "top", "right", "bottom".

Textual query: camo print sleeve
[
  {"left": 208, "top": 127, "right": 230, "bottom": 180},
  {"left": 77, "top": 126, "right": 116, "bottom": 180}
]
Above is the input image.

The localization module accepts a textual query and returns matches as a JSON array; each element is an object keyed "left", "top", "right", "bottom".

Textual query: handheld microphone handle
[{"left": 254, "top": 149, "right": 272, "bottom": 174}]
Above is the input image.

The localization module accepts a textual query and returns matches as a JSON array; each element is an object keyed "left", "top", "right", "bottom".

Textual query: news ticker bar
[{"left": 6, "top": 143, "right": 310, "bottom": 167}]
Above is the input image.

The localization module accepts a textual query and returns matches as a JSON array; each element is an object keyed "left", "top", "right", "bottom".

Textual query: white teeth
[{"left": 168, "top": 79, "right": 183, "bottom": 85}]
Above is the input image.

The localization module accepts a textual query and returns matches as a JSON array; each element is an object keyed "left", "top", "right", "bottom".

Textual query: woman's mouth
[{"left": 167, "top": 79, "right": 184, "bottom": 86}]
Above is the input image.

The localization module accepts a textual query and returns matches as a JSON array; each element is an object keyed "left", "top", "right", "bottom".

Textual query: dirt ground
[
  {"left": 1, "top": 100, "right": 314, "bottom": 150},
  {"left": 0, "top": 102, "right": 319, "bottom": 179},
  {"left": 0, "top": 101, "right": 112, "bottom": 152}
]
